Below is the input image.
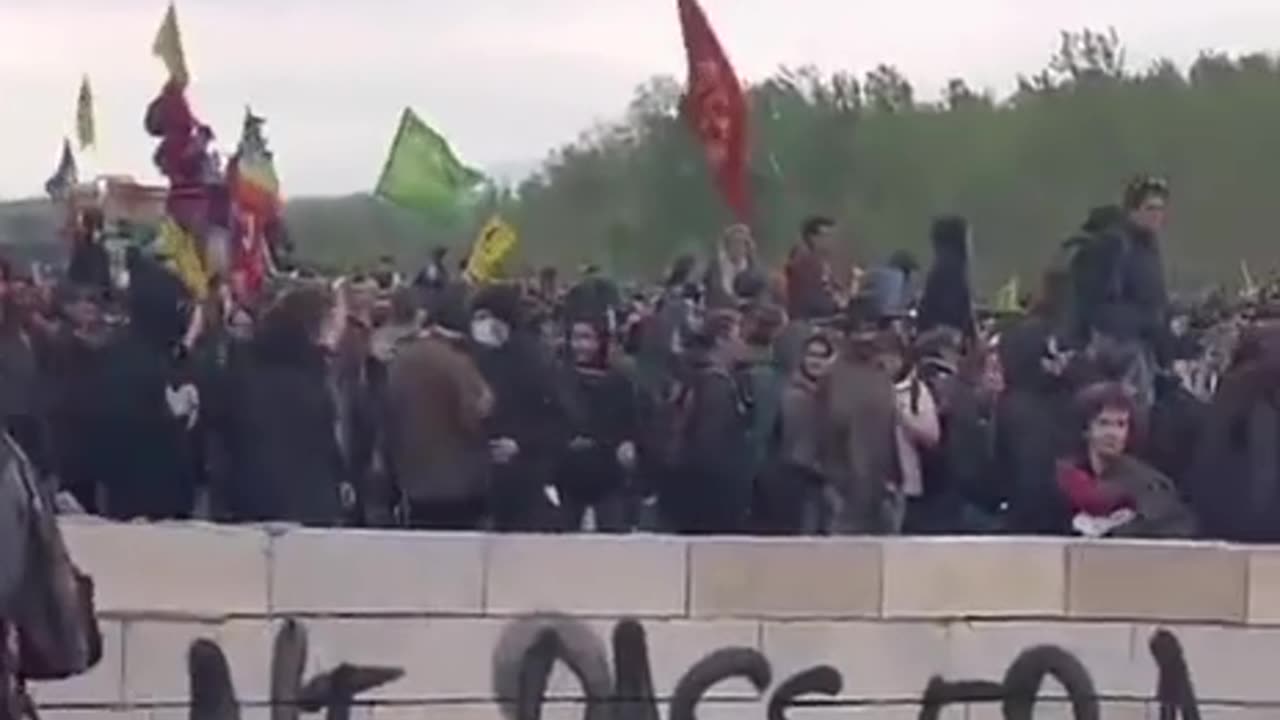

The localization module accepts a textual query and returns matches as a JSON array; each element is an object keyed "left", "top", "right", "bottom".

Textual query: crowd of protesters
[{"left": 4, "top": 176, "right": 1280, "bottom": 541}]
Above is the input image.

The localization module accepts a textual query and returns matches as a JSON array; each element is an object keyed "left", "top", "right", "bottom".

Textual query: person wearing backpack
[{"left": 1068, "top": 177, "right": 1173, "bottom": 408}]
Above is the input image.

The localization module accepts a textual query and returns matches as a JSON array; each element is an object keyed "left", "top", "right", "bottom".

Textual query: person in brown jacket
[
  {"left": 385, "top": 288, "right": 494, "bottom": 530},
  {"left": 819, "top": 312, "right": 900, "bottom": 535}
]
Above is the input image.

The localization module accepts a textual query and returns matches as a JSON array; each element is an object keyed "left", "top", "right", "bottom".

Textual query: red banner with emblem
[{"left": 678, "top": 0, "right": 749, "bottom": 222}]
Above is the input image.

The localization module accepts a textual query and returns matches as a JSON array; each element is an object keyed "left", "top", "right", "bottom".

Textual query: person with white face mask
[
  {"left": 468, "top": 284, "right": 563, "bottom": 531},
  {"left": 470, "top": 309, "right": 510, "bottom": 349}
]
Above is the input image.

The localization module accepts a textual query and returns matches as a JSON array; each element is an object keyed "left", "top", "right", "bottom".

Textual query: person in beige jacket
[{"left": 385, "top": 289, "right": 494, "bottom": 530}]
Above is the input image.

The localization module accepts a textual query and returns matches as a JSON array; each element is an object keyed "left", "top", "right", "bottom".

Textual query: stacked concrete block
[{"left": 29, "top": 524, "right": 1280, "bottom": 718}]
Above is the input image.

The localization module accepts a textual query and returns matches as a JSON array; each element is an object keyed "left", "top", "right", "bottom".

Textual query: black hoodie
[
  {"left": 995, "top": 316, "right": 1074, "bottom": 534},
  {"left": 918, "top": 216, "right": 975, "bottom": 341}
]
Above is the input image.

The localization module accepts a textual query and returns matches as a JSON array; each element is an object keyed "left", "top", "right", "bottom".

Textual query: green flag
[{"left": 375, "top": 108, "right": 484, "bottom": 215}]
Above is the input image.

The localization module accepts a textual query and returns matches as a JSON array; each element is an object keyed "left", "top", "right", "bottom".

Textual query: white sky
[{"left": 3, "top": 0, "right": 1280, "bottom": 199}]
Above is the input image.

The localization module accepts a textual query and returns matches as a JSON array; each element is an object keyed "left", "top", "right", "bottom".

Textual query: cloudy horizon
[{"left": 4, "top": 0, "right": 1280, "bottom": 200}]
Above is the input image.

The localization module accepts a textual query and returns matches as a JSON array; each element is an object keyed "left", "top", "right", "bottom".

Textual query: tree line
[{"left": 9, "top": 29, "right": 1280, "bottom": 294}]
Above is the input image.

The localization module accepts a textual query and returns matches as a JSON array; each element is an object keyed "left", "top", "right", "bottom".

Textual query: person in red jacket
[{"left": 1056, "top": 382, "right": 1196, "bottom": 538}]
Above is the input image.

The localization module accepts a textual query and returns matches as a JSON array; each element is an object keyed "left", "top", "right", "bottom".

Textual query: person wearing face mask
[
  {"left": 552, "top": 315, "right": 638, "bottom": 532},
  {"left": 385, "top": 286, "right": 494, "bottom": 530},
  {"left": 1056, "top": 382, "right": 1195, "bottom": 539},
  {"left": 468, "top": 284, "right": 563, "bottom": 531}
]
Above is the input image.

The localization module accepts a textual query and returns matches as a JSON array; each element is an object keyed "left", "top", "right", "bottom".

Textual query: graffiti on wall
[
  {"left": 188, "top": 618, "right": 401, "bottom": 720},
  {"left": 183, "top": 616, "right": 1201, "bottom": 720}
]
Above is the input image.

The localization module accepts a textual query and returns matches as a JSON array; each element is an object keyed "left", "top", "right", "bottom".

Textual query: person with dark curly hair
[{"left": 1056, "top": 382, "right": 1195, "bottom": 538}]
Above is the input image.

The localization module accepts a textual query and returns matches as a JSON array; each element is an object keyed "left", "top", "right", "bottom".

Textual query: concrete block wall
[{"left": 29, "top": 519, "right": 1280, "bottom": 719}]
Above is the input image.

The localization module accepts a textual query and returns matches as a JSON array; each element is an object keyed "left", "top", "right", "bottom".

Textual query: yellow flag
[
  {"left": 465, "top": 217, "right": 518, "bottom": 284},
  {"left": 156, "top": 218, "right": 208, "bottom": 300},
  {"left": 994, "top": 275, "right": 1021, "bottom": 314},
  {"left": 76, "top": 75, "right": 95, "bottom": 149},
  {"left": 152, "top": 2, "right": 189, "bottom": 85}
]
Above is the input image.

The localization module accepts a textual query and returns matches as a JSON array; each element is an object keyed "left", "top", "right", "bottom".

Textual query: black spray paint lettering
[
  {"left": 495, "top": 616, "right": 1204, "bottom": 720},
  {"left": 492, "top": 614, "right": 839, "bottom": 720},
  {"left": 181, "top": 614, "right": 1203, "bottom": 719},
  {"left": 187, "top": 618, "right": 403, "bottom": 720},
  {"left": 918, "top": 628, "right": 1201, "bottom": 720}
]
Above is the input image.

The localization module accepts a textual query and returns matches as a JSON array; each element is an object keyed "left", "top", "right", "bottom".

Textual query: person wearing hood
[
  {"left": 469, "top": 283, "right": 563, "bottom": 531},
  {"left": 95, "top": 251, "right": 200, "bottom": 520},
  {"left": 918, "top": 215, "right": 976, "bottom": 342},
  {"left": 759, "top": 331, "right": 836, "bottom": 534},
  {"left": 662, "top": 309, "right": 754, "bottom": 534},
  {"left": 385, "top": 285, "right": 494, "bottom": 530},
  {"left": 637, "top": 255, "right": 700, "bottom": 394},
  {"left": 553, "top": 312, "right": 638, "bottom": 532},
  {"left": 818, "top": 300, "right": 900, "bottom": 535},
  {"left": 994, "top": 310, "right": 1077, "bottom": 534},
  {"left": 1062, "top": 204, "right": 1126, "bottom": 348},
  {"left": 228, "top": 285, "right": 348, "bottom": 525}
]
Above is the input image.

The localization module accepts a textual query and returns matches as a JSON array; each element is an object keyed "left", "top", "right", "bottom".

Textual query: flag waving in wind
[
  {"left": 375, "top": 108, "right": 484, "bottom": 216},
  {"left": 678, "top": 0, "right": 749, "bottom": 222},
  {"left": 45, "top": 139, "right": 78, "bottom": 199},
  {"left": 464, "top": 216, "right": 519, "bottom": 284},
  {"left": 153, "top": 2, "right": 189, "bottom": 85},
  {"left": 76, "top": 75, "right": 96, "bottom": 149}
]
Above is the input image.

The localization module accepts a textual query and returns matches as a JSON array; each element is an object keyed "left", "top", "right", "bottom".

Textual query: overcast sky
[{"left": 4, "top": 0, "right": 1280, "bottom": 199}]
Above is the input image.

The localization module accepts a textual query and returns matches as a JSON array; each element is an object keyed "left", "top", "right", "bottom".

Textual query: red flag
[{"left": 678, "top": 0, "right": 749, "bottom": 222}]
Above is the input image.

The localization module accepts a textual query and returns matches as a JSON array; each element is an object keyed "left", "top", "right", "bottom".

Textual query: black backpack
[{"left": 1, "top": 435, "right": 102, "bottom": 681}]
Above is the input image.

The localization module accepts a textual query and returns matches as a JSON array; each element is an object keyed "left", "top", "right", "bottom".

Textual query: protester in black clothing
[
  {"left": 662, "top": 309, "right": 753, "bottom": 534},
  {"left": 1098, "top": 177, "right": 1172, "bottom": 354},
  {"left": 554, "top": 316, "right": 638, "bottom": 532},
  {"left": 1187, "top": 322, "right": 1280, "bottom": 543},
  {"left": 228, "top": 285, "right": 347, "bottom": 526},
  {"left": 0, "top": 271, "right": 45, "bottom": 476},
  {"left": 995, "top": 315, "right": 1075, "bottom": 534},
  {"left": 45, "top": 285, "right": 113, "bottom": 514},
  {"left": 469, "top": 284, "right": 562, "bottom": 532},
  {"left": 918, "top": 215, "right": 976, "bottom": 342},
  {"left": 66, "top": 209, "right": 112, "bottom": 297}
]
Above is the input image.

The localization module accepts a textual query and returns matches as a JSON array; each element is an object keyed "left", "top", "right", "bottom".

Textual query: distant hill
[
  {"left": 0, "top": 193, "right": 478, "bottom": 272},
  {"left": 0, "top": 198, "right": 63, "bottom": 268}
]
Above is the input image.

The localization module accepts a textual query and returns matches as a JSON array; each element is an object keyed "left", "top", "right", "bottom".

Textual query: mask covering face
[{"left": 471, "top": 316, "right": 509, "bottom": 348}]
